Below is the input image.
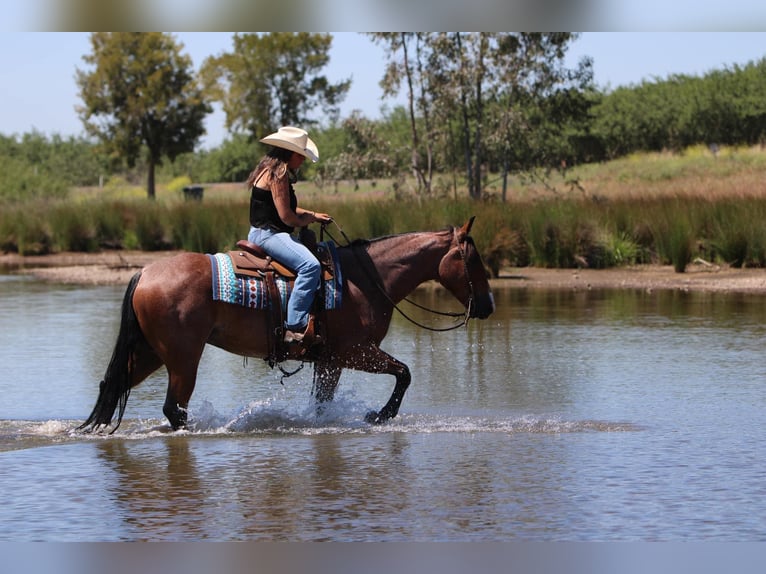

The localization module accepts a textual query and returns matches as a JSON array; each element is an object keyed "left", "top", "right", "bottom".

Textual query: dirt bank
[
  {"left": 3, "top": 250, "right": 766, "bottom": 293},
  {"left": 0, "top": 251, "right": 177, "bottom": 286},
  {"left": 499, "top": 262, "right": 766, "bottom": 293}
]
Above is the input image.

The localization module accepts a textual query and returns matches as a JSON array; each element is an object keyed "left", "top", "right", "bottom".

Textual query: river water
[{"left": 0, "top": 273, "right": 764, "bottom": 542}]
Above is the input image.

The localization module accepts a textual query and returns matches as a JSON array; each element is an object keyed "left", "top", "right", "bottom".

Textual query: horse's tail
[{"left": 78, "top": 270, "right": 144, "bottom": 433}]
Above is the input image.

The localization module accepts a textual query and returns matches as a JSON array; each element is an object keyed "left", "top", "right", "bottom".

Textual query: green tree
[
  {"left": 372, "top": 33, "right": 590, "bottom": 200},
  {"left": 197, "top": 134, "right": 259, "bottom": 183},
  {"left": 201, "top": 33, "right": 350, "bottom": 141},
  {"left": 487, "top": 33, "right": 593, "bottom": 200},
  {"left": 0, "top": 131, "right": 109, "bottom": 200},
  {"left": 371, "top": 33, "right": 436, "bottom": 194},
  {"left": 315, "top": 112, "right": 393, "bottom": 189},
  {"left": 76, "top": 32, "right": 211, "bottom": 199}
]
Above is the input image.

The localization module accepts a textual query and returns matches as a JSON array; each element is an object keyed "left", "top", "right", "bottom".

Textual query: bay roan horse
[{"left": 78, "top": 217, "right": 495, "bottom": 432}]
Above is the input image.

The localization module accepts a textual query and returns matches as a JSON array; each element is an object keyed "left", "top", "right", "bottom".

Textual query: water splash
[
  {"left": 188, "top": 393, "right": 374, "bottom": 434},
  {"left": 0, "top": 399, "right": 641, "bottom": 452},
  {"left": 134, "top": 401, "right": 640, "bottom": 437}
]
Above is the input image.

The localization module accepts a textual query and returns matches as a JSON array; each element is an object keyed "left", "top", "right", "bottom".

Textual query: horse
[{"left": 78, "top": 217, "right": 495, "bottom": 432}]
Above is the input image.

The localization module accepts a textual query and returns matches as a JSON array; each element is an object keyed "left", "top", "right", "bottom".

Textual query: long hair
[{"left": 246, "top": 146, "right": 295, "bottom": 188}]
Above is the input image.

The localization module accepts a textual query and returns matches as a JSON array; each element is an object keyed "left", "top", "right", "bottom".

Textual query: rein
[{"left": 321, "top": 221, "right": 474, "bottom": 332}]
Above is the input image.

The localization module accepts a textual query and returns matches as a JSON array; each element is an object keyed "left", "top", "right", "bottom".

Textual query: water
[{"left": 1, "top": 274, "right": 765, "bottom": 541}]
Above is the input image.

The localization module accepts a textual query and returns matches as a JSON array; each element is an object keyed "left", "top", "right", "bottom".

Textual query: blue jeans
[{"left": 248, "top": 226, "right": 320, "bottom": 331}]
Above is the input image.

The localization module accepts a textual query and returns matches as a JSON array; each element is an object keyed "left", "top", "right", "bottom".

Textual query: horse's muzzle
[{"left": 470, "top": 292, "right": 495, "bottom": 319}]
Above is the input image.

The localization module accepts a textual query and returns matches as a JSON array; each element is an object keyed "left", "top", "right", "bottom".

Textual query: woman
[{"left": 246, "top": 126, "right": 333, "bottom": 345}]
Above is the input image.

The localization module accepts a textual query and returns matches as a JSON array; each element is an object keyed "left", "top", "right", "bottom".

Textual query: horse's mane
[
  {"left": 348, "top": 238, "right": 372, "bottom": 248},
  {"left": 344, "top": 227, "right": 454, "bottom": 250}
]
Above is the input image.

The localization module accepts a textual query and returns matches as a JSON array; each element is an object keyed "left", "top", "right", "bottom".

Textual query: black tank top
[{"left": 249, "top": 182, "right": 297, "bottom": 233}]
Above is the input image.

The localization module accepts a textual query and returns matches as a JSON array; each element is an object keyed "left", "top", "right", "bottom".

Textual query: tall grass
[
  {"left": 5, "top": 145, "right": 766, "bottom": 274},
  {"left": 6, "top": 194, "right": 766, "bottom": 274}
]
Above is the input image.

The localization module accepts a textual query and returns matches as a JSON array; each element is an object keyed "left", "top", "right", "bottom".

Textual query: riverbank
[
  {"left": 0, "top": 250, "right": 176, "bottom": 286},
  {"left": 4, "top": 250, "right": 766, "bottom": 293}
]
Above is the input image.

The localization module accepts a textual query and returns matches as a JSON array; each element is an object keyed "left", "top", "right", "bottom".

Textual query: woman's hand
[
  {"left": 301, "top": 210, "right": 332, "bottom": 224},
  {"left": 311, "top": 211, "right": 333, "bottom": 224}
]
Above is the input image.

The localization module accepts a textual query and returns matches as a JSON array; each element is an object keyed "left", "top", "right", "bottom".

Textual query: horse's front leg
[
  {"left": 347, "top": 345, "right": 411, "bottom": 424},
  {"left": 313, "top": 361, "right": 342, "bottom": 418}
]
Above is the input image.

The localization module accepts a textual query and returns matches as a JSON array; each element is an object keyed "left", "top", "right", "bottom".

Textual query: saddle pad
[
  {"left": 207, "top": 241, "right": 342, "bottom": 310},
  {"left": 208, "top": 252, "right": 288, "bottom": 309}
]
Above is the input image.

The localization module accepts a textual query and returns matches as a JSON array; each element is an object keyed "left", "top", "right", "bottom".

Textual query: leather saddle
[{"left": 229, "top": 240, "right": 335, "bottom": 281}]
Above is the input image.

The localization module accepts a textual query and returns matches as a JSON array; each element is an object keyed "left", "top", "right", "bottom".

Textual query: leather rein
[{"left": 322, "top": 222, "right": 474, "bottom": 332}]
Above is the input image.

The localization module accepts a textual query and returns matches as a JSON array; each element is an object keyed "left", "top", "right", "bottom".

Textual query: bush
[
  {"left": 49, "top": 204, "right": 98, "bottom": 252},
  {"left": 0, "top": 203, "right": 54, "bottom": 254},
  {"left": 134, "top": 203, "right": 173, "bottom": 251},
  {"left": 0, "top": 155, "right": 69, "bottom": 201}
]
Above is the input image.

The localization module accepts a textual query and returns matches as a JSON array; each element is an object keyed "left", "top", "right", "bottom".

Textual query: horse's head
[{"left": 438, "top": 217, "right": 495, "bottom": 320}]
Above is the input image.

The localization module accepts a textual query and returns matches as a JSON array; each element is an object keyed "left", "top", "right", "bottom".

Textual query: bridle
[{"left": 322, "top": 222, "right": 475, "bottom": 332}]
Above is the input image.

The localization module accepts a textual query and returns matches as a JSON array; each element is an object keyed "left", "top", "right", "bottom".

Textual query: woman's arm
[
  {"left": 271, "top": 176, "right": 310, "bottom": 227},
  {"left": 271, "top": 175, "right": 332, "bottom": 227}
]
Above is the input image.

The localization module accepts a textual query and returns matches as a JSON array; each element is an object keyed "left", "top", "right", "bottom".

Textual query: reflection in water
[
  {"left": 90, "top": 429, "right": 593, "bottom": 541},
  {"left": 95, "top": 433, "right": 418, "bottom": 541},
  {"left": 97, "top": 439, "right": 206, "bottom": 540}
]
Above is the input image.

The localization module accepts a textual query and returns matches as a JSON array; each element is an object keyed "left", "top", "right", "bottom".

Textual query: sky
[{"left": 1, "top": 32, "right": 766, "bottom": 149}]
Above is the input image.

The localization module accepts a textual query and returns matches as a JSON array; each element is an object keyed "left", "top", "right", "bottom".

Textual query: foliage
[
  {"left": 371, "top": 32, "right": 593, "bottom": 200},
  {"left": 0, "top": 132, "right": 109, "bottom": 200},
  {"left": 165, "top": 175, "right": 193, "bottom": 194},
  {"left": 195, "top": 134, "right": 259, "bottom": 183},
  {"left": 0, "top": 152, "right": 68, "bottom": 202},
  {"left": 200, "top": 33, "right": 350, "bottom": 140},
  {"left": 591, "top": 58, "right": 766, "bottom": 159},
  {"left": 76, "top": 32, "right": 211, "bottom": 199},
  {"left": 7, "top": 161, "right": 766, "bottom": 278},
  {"left": 314, "top": 113, "right": 395, "bottom": 187}
]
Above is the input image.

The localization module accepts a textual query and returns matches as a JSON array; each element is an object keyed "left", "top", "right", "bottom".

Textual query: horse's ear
[{"left": 460, "top": 216, "right": 476, "bottom": 236}]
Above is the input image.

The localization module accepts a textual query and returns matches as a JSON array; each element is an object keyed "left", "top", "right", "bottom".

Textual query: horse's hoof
[{"left": 364, "top": 410, "right": 383, "bottom": 424}]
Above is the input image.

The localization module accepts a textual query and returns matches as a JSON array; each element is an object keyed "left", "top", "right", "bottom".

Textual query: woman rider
[{"left": 245, "top": 126, "right": 333, "bottom": 345}]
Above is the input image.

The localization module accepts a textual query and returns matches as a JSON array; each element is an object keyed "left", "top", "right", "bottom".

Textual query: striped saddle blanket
[{"left": 207, "top": 241, "right": 342, "bottom": 310}]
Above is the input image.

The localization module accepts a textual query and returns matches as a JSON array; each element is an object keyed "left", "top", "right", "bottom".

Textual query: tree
[
  {"left": 488, "top": 34, "right": 593, "bottom": 199},
  {"left": 372, "top": 33, "right": 590, "bottom": 200},
  {"left": 76, "top": 33, "right": 211, "bottom": 199},
  {"left": 201, "top": 33, "right": 350, "bottom": 141},
  {"left": 315, "top": 112, "right": 393, "bottom": 189},
  {"left": 371, "top": 33, "right": 436, "bottom": 194}
]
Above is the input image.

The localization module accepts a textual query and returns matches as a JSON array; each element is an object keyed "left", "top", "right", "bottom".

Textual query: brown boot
[
  {"left": 283, "top": 328, "right": 307, "bottom": 344},
  {"left": 284, "top": 315, "right": 320, "bottom": 347}
]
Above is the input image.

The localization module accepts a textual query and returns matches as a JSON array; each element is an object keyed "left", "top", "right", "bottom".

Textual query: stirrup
[
  {"left": 283, "top": 329, "right": 306, "bottom": 344},
  {"left": 284, "top": 316, "right": 320, "bottom": 346}
]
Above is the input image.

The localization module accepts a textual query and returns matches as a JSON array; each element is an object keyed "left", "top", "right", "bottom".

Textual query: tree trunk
[
  {"left": 501, "top": 156, "right": 509, "bottom": 202},
  {"left": 147, "top": 157, "right": 156, "bottom": 200},
  {"left": 402, "top": 35, "right": 422, "bottom": 193},
  {"left": 415, "top": 34, "right": 433, "bottom": 194},
  {"left": 456, "top": 33, "right": 474, "bottom": 199},
  {"left": 470, "top": 35, "right": 486, "bottom": 200}
]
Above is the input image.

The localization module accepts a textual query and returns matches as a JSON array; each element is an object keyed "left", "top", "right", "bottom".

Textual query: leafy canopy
[
  {"left": 76, "top": 32, "right": 211, "bottom": 198},
  {"left": 201, "top": 32, "right": 350, "bottom": 139}
]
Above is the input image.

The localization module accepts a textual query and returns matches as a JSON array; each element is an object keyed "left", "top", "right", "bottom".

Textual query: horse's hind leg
[
  {"left": 163, "top": 357, "right": 203, "bottom": 430},
  {"left": 163, "top": 373, "right": 194, "bottom": 430},
  {"left": 132, "top": 339, "right": 164, "bottom": 384}
]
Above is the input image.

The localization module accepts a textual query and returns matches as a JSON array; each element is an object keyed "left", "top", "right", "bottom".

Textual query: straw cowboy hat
[{"left": 260, "top": 126, "right": 319, "bottom": 162}]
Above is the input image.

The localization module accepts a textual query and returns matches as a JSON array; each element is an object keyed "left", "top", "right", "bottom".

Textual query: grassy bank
[{"left": 3, "top": 145, "right": 766, "bottom": 274}]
